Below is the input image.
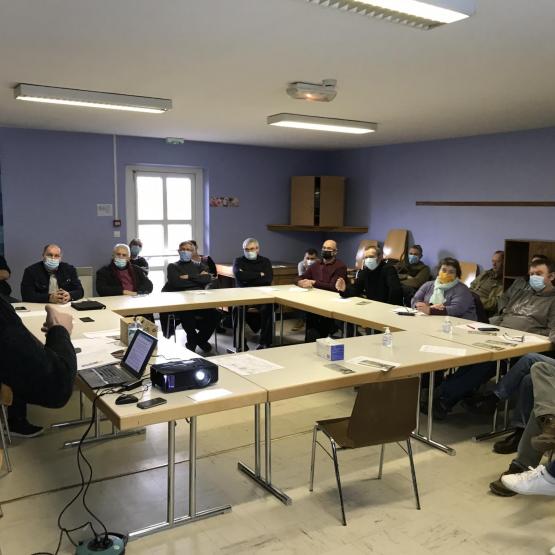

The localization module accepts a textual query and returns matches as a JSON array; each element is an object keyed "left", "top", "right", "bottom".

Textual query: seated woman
[{"left": 412, "top": 256, "right": 477, "bottom": 320}]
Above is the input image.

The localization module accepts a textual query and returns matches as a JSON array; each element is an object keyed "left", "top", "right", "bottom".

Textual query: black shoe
[
  {"left": 432, "top": 398, "right": 450, "bottom": 420},
  {"left": 255, "top": 344, "right": 266, "bottom": 350},
  {"left": 493, "top": 429, "right": 524, "bottom": 454},
  {"left": 198, "top": 342, "right": 212, "bottom": 354},
  {"left": 185, "top": 342, "right": 197, "bottom": 352},
  {"left": 489, "top": 462, "right": 526, "bottom": 497},
  {"left": 465, "top": 392, "right": 501, "bottom": 415},
  {"left": 8, "top": 419, "right": 44, "bottom": 438}
]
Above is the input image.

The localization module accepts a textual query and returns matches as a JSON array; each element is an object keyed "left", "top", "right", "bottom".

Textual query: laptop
[{"left": 79, "top": 328, "right": 158, "bottom": 389}]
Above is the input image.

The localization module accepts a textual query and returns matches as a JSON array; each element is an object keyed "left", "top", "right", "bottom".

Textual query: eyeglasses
[{"left": 502, "top": 333, "right": 525, "bottom": 343}]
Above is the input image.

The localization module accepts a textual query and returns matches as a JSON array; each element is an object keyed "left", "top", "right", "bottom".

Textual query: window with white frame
[{"left": 126, "top": 167, "right": 204, "bottom": 292}]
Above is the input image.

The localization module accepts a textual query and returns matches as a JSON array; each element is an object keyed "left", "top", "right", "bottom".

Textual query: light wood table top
[{"left": 215, "top": 331, "right": 490, "bottom": 402}]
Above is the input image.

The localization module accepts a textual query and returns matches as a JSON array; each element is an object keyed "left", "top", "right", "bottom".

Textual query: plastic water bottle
[
  {"left": 382, "top": 326, "right": 393, "bottom": 348},
  {"left": 127, "top": 317, "right": 142, "bottom": 345},
  {"left": 442, "top": 316, "right": 453, "bottom": 335}
]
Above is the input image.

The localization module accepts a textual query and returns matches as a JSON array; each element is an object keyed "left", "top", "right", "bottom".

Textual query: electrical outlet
[{"left": 113, "top": 230, "right": 121, "bottom": 238}]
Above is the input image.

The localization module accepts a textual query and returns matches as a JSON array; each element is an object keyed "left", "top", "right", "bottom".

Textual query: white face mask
[
  {"left": 306, "top": 259, "right": 316, "bottom": 267},
  {"left": 364, "top": 257, "right": 378, "bottom": 271}
]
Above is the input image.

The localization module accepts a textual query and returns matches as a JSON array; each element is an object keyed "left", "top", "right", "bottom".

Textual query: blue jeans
[{"left": 438, "top": 361, "right": 496, "bottom": 408}]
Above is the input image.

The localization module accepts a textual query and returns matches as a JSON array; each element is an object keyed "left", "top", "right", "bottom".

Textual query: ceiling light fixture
[
  {"left": 287, "top": 79, "right": 338, "bottom": 102},
  {"left": 14, "top": 84, "right": 172, "bottom": 114},
  {"left": 267, "top": 113, "right": 377, "bottom": 134},
  {"left": 305, "top": 0, "right": 475, "bottom": 30}
]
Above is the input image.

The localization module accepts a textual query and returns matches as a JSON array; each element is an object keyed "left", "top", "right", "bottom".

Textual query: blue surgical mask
[
  {"left": 364, "top": 257, "right": 378, "bottom": 271},
  {"left": 43, "top": 257, "right": 60, "bottom": 271},
  {"left": 529, "top": 275, "right": 546, "bottom": 292},
  {"left": 114, "top": 258, "right": 127, "bottom": 269},
  {"left": 306, "top": 259, "right": 316, "bottom": 267},
  {"left": 179, "top": 251, "right": 192, "bottom": 263},
  {"left": 408, "top": 254, "right": 420, "bottom": 265},
  {"left": 244, "top": 250, "right": 257, "bottom": 261},
  {"left": 130, "top": 245, "right": 141, "bottom": 257}
]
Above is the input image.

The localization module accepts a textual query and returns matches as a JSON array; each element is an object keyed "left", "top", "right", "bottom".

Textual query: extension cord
[{"left": 75, "top": 534, "right": 126, "bottom": 554}]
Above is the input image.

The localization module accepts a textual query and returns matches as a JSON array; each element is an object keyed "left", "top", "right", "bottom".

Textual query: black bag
[{"left": 70, "top": 300, "right": 106, "bottom": 311}]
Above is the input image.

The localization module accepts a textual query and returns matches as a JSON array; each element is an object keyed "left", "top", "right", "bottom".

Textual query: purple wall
[
  {"left": 0, "top": 127, "right": 329, "bottom": 291},
  {"left": 330, "top": 127, "right": 555, "bottom": 272}
]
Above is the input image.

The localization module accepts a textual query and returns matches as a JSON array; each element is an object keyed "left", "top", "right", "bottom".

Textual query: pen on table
[
  {"left": 81, "top": 360, "right": 100, "bottom": 368},
  {"left": 467, "top": 325, "right": 476, "bottom": 330}
]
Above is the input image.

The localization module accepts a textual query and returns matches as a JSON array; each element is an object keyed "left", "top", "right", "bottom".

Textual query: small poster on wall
[{"left": 210, "top": 196, "right": 240, "bottom": 208}]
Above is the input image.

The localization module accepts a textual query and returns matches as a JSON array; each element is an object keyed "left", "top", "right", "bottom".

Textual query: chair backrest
[
  {"left": 383, "top": 229, "right": 408, "bottom": 262},
  {"left": 76, "top": 266, "right": 94, "bottom": 298},
  {"left": 355, "top": 239, "right": 379, "bottom": 269},
  {"left": 0, "top": 384, "right": 13, "bottom": 407},
  {"left": 459, "top": 261, "right": 479, "bottom": 287},
  {"left": 469, "top": 290, "right": 489, "bottom": 323},
  {"left": 347, "top": 377, "right": 419, "bottom": 447}
]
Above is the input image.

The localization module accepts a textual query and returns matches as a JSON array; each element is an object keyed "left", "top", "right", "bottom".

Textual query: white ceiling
[{"left": 1, "top": 0, "right": 555, "bottom": 150}]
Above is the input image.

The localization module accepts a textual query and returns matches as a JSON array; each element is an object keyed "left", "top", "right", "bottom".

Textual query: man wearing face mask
[
  {"left": 21, "top": 244, "right": 84, "bottom": 304},
  {"left": 232, "top": 238, "right": 274, "bottom": 350},
  {"left": 470, "top": 250, "right": 504, "bottom": 317},
  {"left": 336, "top": 245, "right": 402, "bottom": 305},
  {"left": 129, "top": 238, "right": 149, "bottom": 275},
  {"left": 96, "top": 243, "right": 153, "bottom": 297},
  {"left": 298, "top": 239, "right": 347, "bottom": 341},
  {"left": 162, "top": 241, "right": 220, "bottom": 353},
  {"left": 395, "top": 245, "right": 431, "bottom": 305},
  {"left": 429, "top": 258, "right": 555, "bottom": 420},
  {"left": 297, "top": 248, "right": 319, "bottom": 276}
]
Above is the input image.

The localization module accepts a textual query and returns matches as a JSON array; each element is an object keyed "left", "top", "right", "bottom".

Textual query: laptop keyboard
[{"left": 94, "top": 364, "right": 126, "bottom": 381}]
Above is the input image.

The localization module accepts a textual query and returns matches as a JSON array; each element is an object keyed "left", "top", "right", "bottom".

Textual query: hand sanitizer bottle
[
  {"left": 382, "top": 326, "right": 393, "bottom": 348},
  {"left": 442, "top": 316, "right": 452, "bottom": 335}
]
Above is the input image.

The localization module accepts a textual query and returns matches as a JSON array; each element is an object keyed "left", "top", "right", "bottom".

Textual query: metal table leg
[
  {"left": 129, "top": 418, "right": 231, "bottom": 540},
  {"left": 238, "top": 402, "right": 292, "bottom": 505},
  {"left": 279, "top": 305, "right": 284, "bottom": 346},
  {"left": 411, "top": 370, "right": 456, "bottom": 456}
]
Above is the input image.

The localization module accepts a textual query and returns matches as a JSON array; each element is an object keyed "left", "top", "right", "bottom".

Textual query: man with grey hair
[
  {"left": 21, "top": 243, "right": 83, "bottom": 303},
  {"left": 232, "top": 237, "right": 273, "bottom": 349},
  {"left": 96, "top": 243, "right": 153, "bottom": 296}
]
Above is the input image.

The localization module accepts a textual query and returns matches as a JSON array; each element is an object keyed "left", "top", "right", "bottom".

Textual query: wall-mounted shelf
[{"left": 267, "top": 224, "right": 368, "bottom": 233}]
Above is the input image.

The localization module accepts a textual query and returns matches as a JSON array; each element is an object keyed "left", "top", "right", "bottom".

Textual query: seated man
[
  {"left": 190, "top": 240, "right": 217, "bottom": 277},
  {"left": 490, "top": 358, "right": 555, "bottom": 497},
  {"left": 96, "top": 243, "right": 153, "bottom": 297},
  {"left": 298, "top": 239, "right": 347, "bottom": 342},
  {"left": 297, "top": 248, "right": 319, "bottom": 276},
  {"left": 395, "top": 244, "right": 431, "bottom": 305},
  {"left": 232, "top": 237, "right": 273, "bottom": 350},
  {"left": 162, "top": 241, "right": 220, "bottom": 353},
  {"left": 336, "top": 245, "right": 402, "bottom": 305},
  {"left": 21, "top": 243, "right": 84, "bottom": 303},
  {"left": 469, "top": 250, "right": 504, "bottom": 317},
  {"left": 129, "top": 238, "right": 149, "bottom": 275},
  {"left": 1, "top": 297, "right": 77, "bottom": 438},
  {"left": 0, "top": 253, "right": 16, "bottom": 302},
  {"left": 430, "top": 258, "right": 555, "bottom": 419},
  {"left": 497, "top": 253, "right": 548, "bottom": 313}
]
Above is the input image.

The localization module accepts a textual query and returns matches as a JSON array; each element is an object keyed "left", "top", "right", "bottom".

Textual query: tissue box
[
  {"left": 316, "top": 337, "right": 345, "bottom": 361},
  {"left": 120, "top": 316, "right": 158, "bottom": 345}
]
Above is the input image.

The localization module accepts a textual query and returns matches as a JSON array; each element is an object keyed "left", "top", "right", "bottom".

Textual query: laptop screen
[{"left": 122, "top": 329, "right": 158, "bottom": 378}]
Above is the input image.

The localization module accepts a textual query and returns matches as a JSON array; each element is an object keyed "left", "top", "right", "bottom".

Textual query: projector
[
  {"left": 286, "top": 79, "right": 337, "bottom": 102},
  {"left": 150, "top": 359, "right": 218, "bottom": 393}
]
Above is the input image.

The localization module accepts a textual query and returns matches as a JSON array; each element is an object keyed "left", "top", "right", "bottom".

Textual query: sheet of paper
[
  {"left": 75, "top": 337, "right": 119, "bottom": 370},
  {"left": 393, "top": 307, "right": 418, "bottom": 315},
  {"left": 288, "top": 286, "right": 309, "bottom": 292},
  {"left": 420, "top": 345, "right": 467, "bottom": 356},
  {"left": 211, "top": 353, "right": 283, "bottom": 375},
  {"left": 341, "top": 356, "right": 400, "bottom": 372},
  {"left": 259, "top": 286, "right": 278, "bottom": 292},
  {"left": 16, "top": 310, "right": 48, "bottom": 318},
  {"left": 83, "top": 328, "right": 121, "bottom": 340},
  {"left": 472, "top": 342, "right": 506, "bottom": 351},
  {"left": 187, "top": 388, "right": 232, "bottom": 402}
]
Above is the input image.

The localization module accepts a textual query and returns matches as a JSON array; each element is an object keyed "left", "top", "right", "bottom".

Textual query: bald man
[{"left": 298, "top": 239, "right": 347, "bottom": 341}]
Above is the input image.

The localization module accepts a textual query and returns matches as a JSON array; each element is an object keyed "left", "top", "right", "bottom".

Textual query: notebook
[{"left": 79, "top": 328, "right": 158, "bottom": 389}]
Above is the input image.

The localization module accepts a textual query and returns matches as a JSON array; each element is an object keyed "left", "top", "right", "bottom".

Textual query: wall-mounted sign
[{"left": 210, "top": 196, "right": 239, "bottom": 208}]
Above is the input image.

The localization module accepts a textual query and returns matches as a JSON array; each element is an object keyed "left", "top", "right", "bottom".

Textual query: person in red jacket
[{"left": 298, "top": 239, "right": 347, "bottom": 342}]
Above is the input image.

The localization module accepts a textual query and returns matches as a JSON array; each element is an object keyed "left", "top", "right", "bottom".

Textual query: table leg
[
  {"left": 129, "top": 418, "right": 231, "bottom": 540},
  {"left": 279, "top": 305, "right": 284, "bottom": 346},
  {"left": 237, "top": 402, "right": 292, "bottom": 505},
  {"left": 411, "top": 371, "right": 456, "bottom": 456}
]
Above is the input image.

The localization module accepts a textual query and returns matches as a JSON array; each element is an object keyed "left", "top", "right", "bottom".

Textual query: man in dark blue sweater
[{"left": 232, "top": 237, "right": 273, "bottom": 350}]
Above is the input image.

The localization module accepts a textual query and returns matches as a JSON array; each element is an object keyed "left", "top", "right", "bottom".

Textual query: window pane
[
  {"left": 167, "top": 224, "right": 192, "bottom": 250},
  {"left": 137, "top": 176, "right": 163, "bottom": 220},
  {"left": 145, "top": 255, "right": 175, "bottom": 268},
  {"left": 138, "top": 224, "right": 165, "bottom": 255},
  {"left": 167, "top": 177, "right": 191, "bottom": 220},
  {"left": 148, "top": 270, "right": 166, "bottom": 293}
]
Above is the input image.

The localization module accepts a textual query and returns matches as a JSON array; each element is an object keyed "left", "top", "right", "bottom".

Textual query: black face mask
[{"left": 321, "top": 250, "right": 334, "bottom": 260}]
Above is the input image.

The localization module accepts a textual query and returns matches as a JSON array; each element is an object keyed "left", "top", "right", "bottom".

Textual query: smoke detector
[{"left": 286, "top": 79, "right": 337, "bottom": 102}]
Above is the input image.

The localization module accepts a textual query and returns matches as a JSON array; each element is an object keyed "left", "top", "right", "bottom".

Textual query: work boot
[
  {"left": 531, "top": 414, "right": 555, "bottom": 453},
  {"left": 489, "top": 461, "right": 527, "bottom": 497}
]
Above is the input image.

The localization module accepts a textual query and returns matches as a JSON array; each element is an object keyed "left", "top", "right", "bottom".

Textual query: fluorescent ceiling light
[
  {"left": 267, "top": 113, "right": 377, "bottom": 134},
  {"left": 14, "top": 84, "right": 172, "bottom": 114},
  {"left": 306, "top": 0, "right": 475, "bottom": 29}
]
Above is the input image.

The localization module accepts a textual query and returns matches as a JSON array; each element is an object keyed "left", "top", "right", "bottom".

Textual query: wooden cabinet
[
  {"left": 291, "top": 176, "right": 345, "bottom": 227},
  {"left": 504, "top": 239, "right": 555, "bottom": 290}
]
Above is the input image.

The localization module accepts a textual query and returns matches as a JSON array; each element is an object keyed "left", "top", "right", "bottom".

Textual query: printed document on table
[
  {"left": 341, "top": 356, "right": 400, "bottom": 372},
  {"left": 211, "top": 354, "right": 283, "bottom": 376},
  {"left": 83, "top": 328, "right": 121, "bottom": 341},
  {"left": 73, "top": 338, "right": 119, "bottom": 370},
  {"left": 17, "top": 310, "right": 50, "bottom": 318},
  {"left": 288, "top": 286, "right": 309, "bottom": 292},
  {"left": 188, "top": 388, "right": 232, "bottom": 402},
  {"left": 420, "top": 345, "right": 466, "bottom": 356}
]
